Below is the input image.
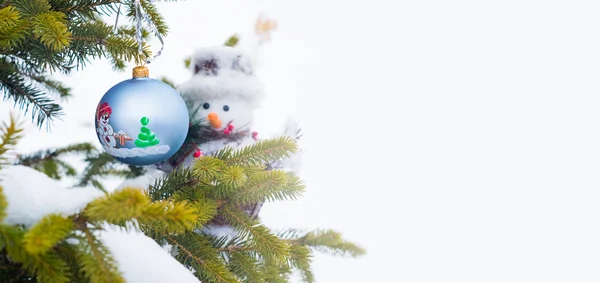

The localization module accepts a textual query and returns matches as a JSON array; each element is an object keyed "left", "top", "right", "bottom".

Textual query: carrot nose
[{"left": 207, "top": 112, "right": 222, "bottom": 129}]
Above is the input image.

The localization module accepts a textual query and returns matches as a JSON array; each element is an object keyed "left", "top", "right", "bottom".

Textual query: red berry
[
  {"left": 252, "top": 131, "right": 258, "bottom": 140},
  {"left": 193, "top": 149, "right": 202, "bottom": 158},
  {"left": 223, "top": 129, "right": 231, "bottom": 135},
  {"left": 228, "top": 124, "right": 234, "bottom": 130}
]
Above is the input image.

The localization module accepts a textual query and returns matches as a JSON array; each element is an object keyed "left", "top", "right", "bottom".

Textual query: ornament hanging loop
[{"left": 133, "top": 0, "right": 164, "bottom": 65}]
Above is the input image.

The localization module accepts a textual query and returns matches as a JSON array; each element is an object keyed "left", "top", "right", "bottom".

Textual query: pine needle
[
  {"left": 22, "top": 214, "right": 74, "bottom": 255},
  {"left": 295, "top": 229, "right": 366, "bottom": 258},
  {"left": 0, "top": 185, "right": 7, "bottom": 223},
  {"left": 218, "top": 136, "right": 298, "bottom": 166},
  {"left": 0, "top": 112, "right": 25, "bottom": 168},
  {"left": 221, "top": 206, "right": 289, "bottom": 264}
]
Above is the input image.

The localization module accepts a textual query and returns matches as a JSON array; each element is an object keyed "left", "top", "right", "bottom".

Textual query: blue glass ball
[{"left": 95, "top": 75, "right": 189, "bottom": 166}]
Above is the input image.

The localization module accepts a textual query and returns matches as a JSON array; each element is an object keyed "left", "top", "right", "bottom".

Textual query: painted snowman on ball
[{"left": 96, "top": 102, "right": 117, "bottom": 148}]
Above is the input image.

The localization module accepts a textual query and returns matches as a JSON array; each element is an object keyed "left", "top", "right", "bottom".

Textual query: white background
[{"left": 3, "top": 0, "right": 600, "bottom": 282}]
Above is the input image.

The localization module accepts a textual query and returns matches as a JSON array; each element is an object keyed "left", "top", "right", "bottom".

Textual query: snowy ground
[{"left": 4, "top": 0, "right": 600, "bottom": 282}]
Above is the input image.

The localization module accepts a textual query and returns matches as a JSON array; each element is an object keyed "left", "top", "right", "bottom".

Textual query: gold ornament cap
[{"left": 132, "top": 66, "right": 149, "bottom": 78}]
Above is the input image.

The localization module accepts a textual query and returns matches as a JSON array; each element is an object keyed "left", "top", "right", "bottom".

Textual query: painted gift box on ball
[{"left": 95, "top": 66, "right": 189, "bottom": 166}]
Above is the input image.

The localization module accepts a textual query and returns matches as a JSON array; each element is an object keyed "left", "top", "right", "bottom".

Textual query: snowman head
[
  {"left": 96, "top": 102, "right": 112, "bottom": 126},
  {"left": 179, "top": 46, "right": 265, "bottom": 132}
]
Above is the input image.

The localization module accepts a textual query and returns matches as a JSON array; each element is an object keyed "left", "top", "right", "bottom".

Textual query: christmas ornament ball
[{"left": 95, "top": 66, "right": 189, "bottom": 166}]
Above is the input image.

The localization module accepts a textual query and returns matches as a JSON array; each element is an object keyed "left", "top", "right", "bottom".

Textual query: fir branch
[
  {"left": 0, "top": 112, "right": 24, "bottom": 168},
  {"left": 0, "top": 6, "right": 21, "bottom": 28},
  {"left": 28, "top": 252, "right": 72, "bottom": 283},
  {"left": 227, "top": 251, "right": 264, "bottom": 283},
  {"left": 0, "top": 225, "right": 72, "bottom": 283},
  {"left": 85, "top": 187, "right": 150, "bottom": 225},
  {"left": 287, "top": 245, "right": 313, "bottom": 283},
  {"left": 224, "top": 34, "right": 239, "bottom": 47},
  {"left": 75, "top": 222, "right": 124, "bottom": 283},
  {"left": 16, "top": 142, "right": 95, "bottom": 180},
  {"left": 12, "top": 0, "right": 52, "bottom": 17},
  {"left": 217, "top": 137, "right": 298, "bottom": 167},
  {"left": 78, "top": 152, "right": 145, "bottom": 191},
  {"left": 59, "top": 0, "right": 121, "bottom": 18},
  {"left": 260, "top": 263, "right": 292, "bottom": 283},
  {"left": 137, "top": 200, "right": 198, "bottom": 234},
  {"left": 55, "top": 241, "right": 88, "bottom": 283},
  {"left": 159, "top": 76, "right": 176, "bottom": 88},
  {"left": 191, "top": 197, "right": 219, "bottom": 228},
  {"left": 192, "top": 156, "right": 227, "bottom": 181},
  {"left": 211, "top": 165, "right": 246, "bottom": 199},
  {"left": 0, "top": 58, "right": 63, "bottom": 128},
  {"left": 27, "top": 75, "right": 72, "bottom": 100},
  {"left": 168, "top": 232, "right": 241, "bottom": 283},
  {"left": 85, "top": 187, "right": 198, "bottom": 233},
  {"left": 0, "top": 6, "right": 28, "bottom": 49},
  {"left": 293, "top": 229, "right": 366, "bottom": 258},
  {"left": 209, "top": 236, "right": 249, "bottom": 253},
  {"left": 184, "top": 56, "right": 191, "bottom": 68},
  {"left": 103, "top": 34, "right": 151, "bottom": 65},
  {"left": 30, "top": 11, "right": 72, "bottom": 51},
  {"left": 138, "top": 0, "right": 168, "bottom": 36},
  {"left": 9, "top": 54, "right": 71, "bottom": 99},
  {"left": 0, "top": 185, "right": 7, "bottom": 224},
  {"left": 148, "top": 166, "right": 197, "bottom": 201},
  {"left": 68, "top": 21, "right": 151, "bottom": 68},
  {"left": 230, "top": 170, "right": 305, "bottom": 206},
  {"left": 22, "top": 214, "right": 74, "bottom": 256},
  {"left": 221, "top": 206, "right": 289, "bottom": 264}
]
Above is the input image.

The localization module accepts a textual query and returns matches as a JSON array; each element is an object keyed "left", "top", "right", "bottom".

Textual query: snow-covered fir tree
[{"left": 0, "top": 1, "right": 364, "bottom": 282}]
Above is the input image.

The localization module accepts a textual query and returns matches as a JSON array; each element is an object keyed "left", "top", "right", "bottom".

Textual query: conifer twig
[{"left": 0, "top": 112, "right": 24, "bottom": 168}]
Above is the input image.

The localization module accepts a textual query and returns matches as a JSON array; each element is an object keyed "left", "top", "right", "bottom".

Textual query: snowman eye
[
  {"left": 223, "top": 105, "right": 230, "bottom": 112},
  {"left": 202, "top": 103, "right": 210, "bottom": 109}
]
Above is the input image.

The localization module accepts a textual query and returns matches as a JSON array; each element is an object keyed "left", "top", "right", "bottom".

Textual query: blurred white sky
[{"left": 4, "top": 0, "right": 600, "bottom": 282}]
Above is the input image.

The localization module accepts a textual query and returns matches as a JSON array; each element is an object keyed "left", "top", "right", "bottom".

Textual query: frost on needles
[{"left": 0, "top": 114, "right": 365, "bottom": 283}]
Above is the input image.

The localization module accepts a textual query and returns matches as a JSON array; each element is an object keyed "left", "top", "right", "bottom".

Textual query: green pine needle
[
  {"left": 295, "top": 229, "right": 366, "bottom": 258},
  {"left": 0, "top": 112, "right": 25, "bottom": 168},
  {"left": 148, "top": 167, "right": 197, "bottom": 201},
  {"left": 22, "top": 214, "right": 74, "bottom": 255},
  {"left": 168, "top": 232, "right": 241, "bottom": 283},
  {"left": 0, "top": 224, "right": 72, "bottom": 283},
  {"left": 228, "top": 251, "right": 265, "bottom": 283},
  {"left": 0, "top": 185, "right": 8, "bottom": 224},
  {"left": 84, "top": 187, "right": 152, "bottom": 225},
  {"left": 288, "top": 245, "right": 314, "bottom": 283},
  {"left": 138, "top": 200, "right": 198, "bottom": 234},
  {"left": 221, "top": 206, "right": 289, "bottom": 264},
  {"left": 76, "top": 228, "right": 125, "bottom": 283},
  {"left": 217, "top": 137, "right": 298, "bottom": 167},
  {"left": 192, "top": 156, "right": 227, "bottom": 181},
  {"left": 30, "top": 11, "right": 72, "bottom": 51},
  {"left": 224, "top": 34, "right": 239, "bottom": 47},
  {"left": 17, "top": 142, "right": 95, "bottom": 180},
  {"left": 230, "top": 170, "right": 305, "bottom": 205}
]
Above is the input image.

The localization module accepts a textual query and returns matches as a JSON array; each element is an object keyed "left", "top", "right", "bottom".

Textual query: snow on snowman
[{"left": 96, "top": 102, "right": 170, "bottom": 158}]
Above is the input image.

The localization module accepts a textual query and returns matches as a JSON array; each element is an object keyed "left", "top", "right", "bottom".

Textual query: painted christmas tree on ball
[{"left": 135, "top": 116, "right": 160, "bottom": 148}]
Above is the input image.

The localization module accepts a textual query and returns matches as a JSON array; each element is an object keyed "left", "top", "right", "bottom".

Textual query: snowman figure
[
  {"left": 177, "top": 46, "right": 265, "bottom": 159},
  {"left": 116, "top": 46, "right": 302, "bottom": 217},
  {"left": 96, "top": 102, "right": 117, "bottom": 148}
]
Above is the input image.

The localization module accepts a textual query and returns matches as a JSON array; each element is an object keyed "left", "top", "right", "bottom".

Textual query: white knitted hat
[{"left": 178, "top": 46, "right": 265, "bottom": 107}]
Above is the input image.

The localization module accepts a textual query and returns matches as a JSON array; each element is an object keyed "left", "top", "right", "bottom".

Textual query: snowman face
[
  {"left": 195, "top": 97, "right": 254, "bottom": 131},
  {"left": 99, "top": 114, "right": 110, "bottom": 126}
]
